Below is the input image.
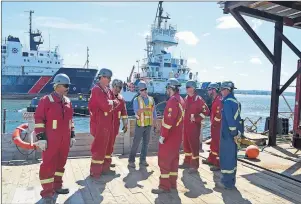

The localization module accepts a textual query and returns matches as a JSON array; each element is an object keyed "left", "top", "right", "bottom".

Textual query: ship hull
[{"left": 2, "top": 67, "right": 98, "bottom": 95}]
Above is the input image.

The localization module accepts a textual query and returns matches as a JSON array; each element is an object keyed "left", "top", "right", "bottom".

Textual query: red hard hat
[{"left": 245, "top": 145, "right": 260, "bottom": 159}]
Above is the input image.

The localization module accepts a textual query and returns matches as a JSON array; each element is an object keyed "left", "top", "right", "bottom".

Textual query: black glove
[
  {"left": 36, "top": 132, "right": 47, "bottom": 140},
  {"left": 71, "top": 131, "right": 75, "bottom": 138}
]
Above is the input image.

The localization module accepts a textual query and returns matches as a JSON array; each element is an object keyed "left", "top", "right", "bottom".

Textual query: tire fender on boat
[{"left": 12, "top": 123, "right": 36, "bottom": 150}]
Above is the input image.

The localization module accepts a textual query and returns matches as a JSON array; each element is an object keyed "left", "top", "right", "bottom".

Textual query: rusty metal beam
[
  {"left": 278, "top": 67, "right": 301, "bottom": 95},
  {"left": 230, "top": 8, "right": 276, "bottom": 65},
  {"left": 268, "top": 20, "right": 283, "bottom": 146}
]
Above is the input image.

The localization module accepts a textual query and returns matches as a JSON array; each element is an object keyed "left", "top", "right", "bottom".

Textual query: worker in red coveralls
[
  {"left": 202, "top": 82, "right": 223, "bottom": 171},
  {"left": 34, "top": 73, "right": 76, "bottom": 204},
  {"left": 88, "top": 68, "right": 120, "bottom": 179},
  {"left": 105, "top": 79, "right": 128, "bottom": 168},
  {"left": 152, "top": 78, "right": 185, "bottom": 194},
  {"left": 180, "top": 80, "right": 210, "bottom": 173}
]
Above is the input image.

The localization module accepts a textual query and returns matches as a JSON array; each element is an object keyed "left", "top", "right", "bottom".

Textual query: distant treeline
[{"left": 235, "top": 90, "right": 295, "bottom": 96}]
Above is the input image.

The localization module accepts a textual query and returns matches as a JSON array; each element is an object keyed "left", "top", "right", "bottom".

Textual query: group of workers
[{"left": 33, "top": 68, "right": 243, "bottom": 203}]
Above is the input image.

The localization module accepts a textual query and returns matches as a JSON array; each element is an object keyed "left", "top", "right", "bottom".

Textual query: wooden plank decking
[{"left": 2, "top": 153, "right": 301, "bottom": 204}]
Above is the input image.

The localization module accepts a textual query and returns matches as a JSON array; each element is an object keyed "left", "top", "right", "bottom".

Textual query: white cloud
[
  {"left": 200, "top": 69, "right": 207, "bottom": 73},
  {"left": 250, "top": 57, "right": 262, "bottom": 65},
  {"left": 216, "top": 16, "right": 263, "bottom": 30},
  {"left": 176, "top": 31, "right": 199, "bottom": 46},
  {"left": 187, "top": 58, "right": 198, "bottom": 64},
  {"left": 187, "top": 15, "right": 193, "bottom": 19},
  {"left": 34, "top": 16, "right": 105, "bottom": 33},
  {"left": 239, "top": 73, "right": 248, "bottom": 76},
  {"left": 260, "top": 69, "right": 265, "bottom": 73},
  {"left": 202, "top": 33, "right": 210, "bottom": 37},
  {"left": 216, "top": 16, "right": 240, "bottom": 29},
  {"left": 233, "top": 60, "right": 244, "bottom": 64},
  {"left": 214, "top": 66, "right": 224, "bottom": 70},
  {"left": 137, "top": 31, "right": 150, "bottom": 38}
]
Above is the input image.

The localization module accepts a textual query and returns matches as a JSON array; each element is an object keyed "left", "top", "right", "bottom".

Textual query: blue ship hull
[{"left": 2, "top": 67, "right": 99, "bottom": 95}]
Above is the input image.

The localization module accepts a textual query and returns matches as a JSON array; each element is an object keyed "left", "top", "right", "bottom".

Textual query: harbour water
[{"left": 1, "top": 94, "right": 295, "bottom": 137}]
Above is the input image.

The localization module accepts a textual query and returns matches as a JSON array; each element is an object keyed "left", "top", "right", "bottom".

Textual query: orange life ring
[{"left": 12, "top": 123, "right": 36, "bottom": 150}]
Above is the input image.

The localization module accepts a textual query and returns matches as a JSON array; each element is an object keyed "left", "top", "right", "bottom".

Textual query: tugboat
[
  {"left": 1, "top": 10, "right": 99, "bottom": 96},
  {"left": 122, "top": 1, "right": 212, "bottom": 116}
]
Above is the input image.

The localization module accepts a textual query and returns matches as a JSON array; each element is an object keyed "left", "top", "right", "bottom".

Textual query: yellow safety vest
[{"left": 136, "top": 96, "right": 154, "bottom": 127}]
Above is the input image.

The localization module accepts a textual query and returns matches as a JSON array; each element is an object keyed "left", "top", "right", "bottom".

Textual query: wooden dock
[
  {"left": 2, "top": 152, "right": 301, "bottom": 204},
  {"left": 2, "top": 118, "right": 301, "bottom": 203}
]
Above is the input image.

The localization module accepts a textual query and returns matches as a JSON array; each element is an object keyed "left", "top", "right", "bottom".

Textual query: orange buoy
[
  {"left": 245, "top": 145, "right": 259, "bottom": 159},
  {"left": 12, "top": 123, "right": 36, "bottom": 150}
]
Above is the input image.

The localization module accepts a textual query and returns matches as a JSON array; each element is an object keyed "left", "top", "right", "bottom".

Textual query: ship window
[
  {"left": 50, "top": 61, "right": 52, "bottom": 63},
  {"left": 54, "top": 54, "right": 57, "bottom": 57},
  {"left": 30, "top": 53, "right": 34, "bottom": 56},
  {"left": 47, "top": 61, "right": 49, "bottom": 63},
  {"left": 40, "top": 53, "right": 44, "bottom": 56},
  {"left": 58, "top": 62, "right": 60, "bottom": 64},
  {"left": 55, "top": 62, "right": 57, "bottom": 64},
  {"left": 22, "top": 52, "right": 28, "bottom": 57},
  {"left": 24, "top": 59, "right": 26, "bottom": 62},
  {"left": 27, "top": 59, "right": 30, "bottom": 62},
  {"left": 41, "top": 60, "right": 43, "bottom": 63},
  {"left": 2, "top": 50, "right": 6, "bottom": 53}
]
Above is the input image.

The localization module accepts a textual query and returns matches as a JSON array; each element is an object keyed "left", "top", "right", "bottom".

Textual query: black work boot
[
  {"left": 102, "top": 169, "right": 116, "bottom": 175},
  {"left": 151, "top": 188, "right": 170, "bottom": 194},
  {"left": 55, "top": 187, "right": 69, "bottom": 194},
  {"left": 42, "top": 196, "right": 55, "bottom": 204},
  {"left": 178, "top": 163, "right": 189, "bottom": 169},
  {"left": 110, "top": 163, "right": 116, "bottom": 167},
  {"left": 139, "top": 161, "right": 149, "bottom": 167}
]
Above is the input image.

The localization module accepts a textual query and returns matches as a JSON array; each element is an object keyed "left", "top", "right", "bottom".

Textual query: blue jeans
[{"left": 128, "top": 125, "right": 151, "bottom": 163}]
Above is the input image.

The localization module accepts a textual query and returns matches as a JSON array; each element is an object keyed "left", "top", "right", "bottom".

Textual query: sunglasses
[
  {"left": 140, "top": 88, "right": 147, "bottom": 92},
  {"left": 62, "top": 84, "right": 69, "bottom": 88},
  {"left": 104, "top": 76, "right": 111, "bottom": 80},
  {"left": 186, "top": 86, "right": 192, "bottom": 89}
]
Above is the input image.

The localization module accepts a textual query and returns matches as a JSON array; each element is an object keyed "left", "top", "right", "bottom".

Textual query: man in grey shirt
[{"left": 128, "top": 81, "right": 158, "bottom": 168}]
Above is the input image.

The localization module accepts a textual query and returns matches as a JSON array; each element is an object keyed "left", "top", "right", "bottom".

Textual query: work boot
[
  {"left": 151, "top": 188, "right": 170, "bottom": 194},
  {"left": 139, "top": 161, "right": 149, "bottom": 167},
  {"left": 128, "top": 162, "right": 136, "bottom": 168},
  {"left": 178, "top": 163, "right": 189, "bottom": 169},
  {"left": 102, "top": 169, "right": 116, "bottom": 175},
  {"left": 210, "top": 166, "right": 220, "bottom": 171},
  {"left": 110, "top": 163, "right": 116, "bottom": 167},
  {"left": 42, "top": 197, "right": 54, "bottom": 204},
  {"left": 55, "top": 187, "right": 69, "bottom": 194},
  {"left": 215, "top": 182, "right": 235, "bottom": 190},
  {"left": 202, "top": 159, "right": 211, "bottom": 165},
  {"left": 188, "top": 168, "right": 198, "bottom": 174}
]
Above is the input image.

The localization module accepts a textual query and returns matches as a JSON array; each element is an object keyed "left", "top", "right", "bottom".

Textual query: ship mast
[
  {"left": 156, "top": 1, "right": 170, "bottom": 29},
  {"left": 83, "top": 46, "right": 89, "bottom": 69},
  {"left": 25, "top": 10, "right": 43, "bottom": 51}
]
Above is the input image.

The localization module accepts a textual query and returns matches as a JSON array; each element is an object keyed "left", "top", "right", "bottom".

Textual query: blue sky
[{"left": 2, "top": 1, "right": 300, "bottom": 91}]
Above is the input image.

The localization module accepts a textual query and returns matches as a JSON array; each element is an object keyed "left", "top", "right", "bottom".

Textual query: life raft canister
[
  {"left": 245, "top": 145, "right": 260, "bottom": 159},
  {"left": 12, "top": 123, "right": 36, "bottom": 150}
]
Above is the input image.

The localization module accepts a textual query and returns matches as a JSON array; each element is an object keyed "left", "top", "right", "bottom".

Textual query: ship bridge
[{"left": 219, "top": 1, "right": 301, "bottom": 146}]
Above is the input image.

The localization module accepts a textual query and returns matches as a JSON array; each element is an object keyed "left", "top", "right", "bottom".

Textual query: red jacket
[
  {"left": 34, "top": 92, "right": 74, "bottom": 138},
  {"left": 210, "top": 95, "right": 223, "bottom": 128},
  {"left": 113, "top": 93, "right": 128, "bottom": 134},
  {"left": 160, "top": 93, "right": 185, "bottom": 140},
  {"left": 184, "top": 94, "right": 210, "bottom": 126},
  {"left": 88, "top": 84, "right": 119, "bottom": 136}
]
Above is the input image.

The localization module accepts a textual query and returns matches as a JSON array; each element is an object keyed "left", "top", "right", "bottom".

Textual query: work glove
[
  {"left": 122, "top": 125, "right": 128, "bottom": 133},
  {"left": 35, "top": 140, "right": 47, "bottom": 151},
  {"left": 70, "top": 138, "right": 76, "bottom": 148},
  {"left": 159, "top": 136, "right": 165, "bottom": 144},
  {"left": 234, "top": 131, "right": 242, "bottom": 149}
]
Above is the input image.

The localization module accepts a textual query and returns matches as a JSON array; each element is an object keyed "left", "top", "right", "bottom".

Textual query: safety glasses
[
  {"left": 62, "top": 84, "right": 69, "bottom": 88},
  {"left": 140, "top": 88, "right": 147, "bottom": 92}
]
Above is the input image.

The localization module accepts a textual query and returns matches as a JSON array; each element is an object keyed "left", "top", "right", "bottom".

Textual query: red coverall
[
  {"left": 105, "top": 94, "right": 128, "bottom": 167},
  {"left": 158, "top": 93, "right": 185, "bottom": 190},
  {"left": 207, "top": 95, "right": 223, "bottom": 166},
  {"left": 183, "top": 94, "right": 210, "bottom": 169},
  {"left": 34, "top": 93, "right": 74, "bottom": 198},
  {"left": 88, "top": 84, "right": 118, "bottom": 177}
]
